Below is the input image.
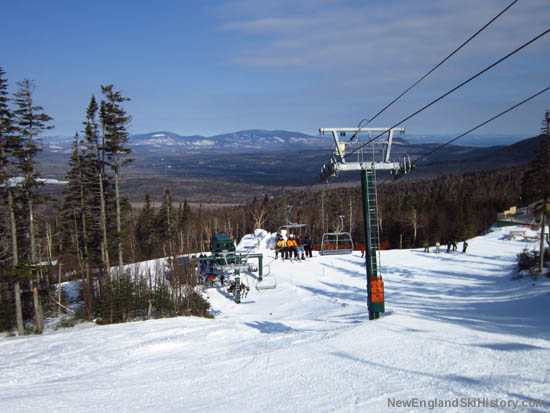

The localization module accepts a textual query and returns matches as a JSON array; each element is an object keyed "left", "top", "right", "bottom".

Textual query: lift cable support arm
[{"left": 319, "top": 127, "right": 408, "bottom": 182}]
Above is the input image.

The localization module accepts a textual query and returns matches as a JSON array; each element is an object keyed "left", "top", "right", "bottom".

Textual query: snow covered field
[{"left": 1, "top": 226, "right": 549, "bottom": 412}]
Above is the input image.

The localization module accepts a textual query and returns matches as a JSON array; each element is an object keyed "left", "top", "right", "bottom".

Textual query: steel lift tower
[{"left": 319, "top": 127, "right": 410, "bottom": 320}]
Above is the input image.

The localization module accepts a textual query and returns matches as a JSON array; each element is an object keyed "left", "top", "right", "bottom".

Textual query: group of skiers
[
  {"left": 197, "top": 258, "right": 219, "bottom": 287},
  {"left": 227, "top": 280, "right": 249, "bottom": 298},
  {"left": 423, "top": 240, "right": 468, "bottom": 253},
  {"left": 197, "top": 259, "right": 250, "bottom": 297},
  {"left": 275, "top": 233, "right": 313, "bottom": 261}
]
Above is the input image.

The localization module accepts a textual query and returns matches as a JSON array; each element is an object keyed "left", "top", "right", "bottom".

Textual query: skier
[
  {"left": 462, "top": 240, "right": 469, "bottom": 253},
  {"left": 296, "top": 234, "right": 306, "bottom": 260},
  {"left": 304, "top": 234, "right": 313, "bottom": 258},
  {"left": 240, "top": 282, "right": 249, "bottom": 298},
  {"left": 423, "top": 241, "right": 429, "bottom": 253},
  {"left": 275, "top": 235, "right": 285, "bottom": 259},
  {"left": 287, "top": 234, "right": 298, "bottom": 260},
  {"left": 435, "top": 241, "right": 441, "bottom": 254}
]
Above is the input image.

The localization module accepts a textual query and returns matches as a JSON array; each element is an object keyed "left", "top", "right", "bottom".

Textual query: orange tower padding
[{"left": 369, "top": 276, "right": 384, "bottom": 303}]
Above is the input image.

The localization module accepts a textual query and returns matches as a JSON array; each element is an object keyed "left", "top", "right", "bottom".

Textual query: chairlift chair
[
  {"left": 277, "top": 205, "right": 310, "bottom": 238},
  {"left": 320, "top": 215, "right": 354, "bottom": 255},
  {"left": 255, "top": 274, "right": 277, "bottom": 290}
]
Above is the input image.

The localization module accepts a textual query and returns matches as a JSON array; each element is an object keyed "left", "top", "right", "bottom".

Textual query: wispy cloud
[
  {"left": 208, "top": 0, "right": 549, "bottom": 135},
  {"left": 217, "top": 0, "right": 548, "bottom": 71}
]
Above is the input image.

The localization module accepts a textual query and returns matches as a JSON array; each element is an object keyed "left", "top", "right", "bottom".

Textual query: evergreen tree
[
  {"left": 12, "top": 79, "right": 53, "bottom": 334},
  {"left": 0, "top": 67, "right": 24, "bottom": 334},
  {"left": 157, "top": 189, "right": 174, "bottom": 256},
  {"left": 61, "top": 133, "right": 98, "bottom": 317},
  {"left": 82, "top": 95, "right": 111, "bottom": 273},
  {"left": 522, "top": 111, "right": 550, "bottom": 273},
  {"left": 136, "top": 193, "right": 156, "bottom": 259},
  {"left": 100, "top": 85, "right": 133, "bottom": 269},
  {"left": 177, "top": 200, "right": 193, "bottom": 253},
  {"left": 521, "top": 127, "right": 550, "bottom": 206}
]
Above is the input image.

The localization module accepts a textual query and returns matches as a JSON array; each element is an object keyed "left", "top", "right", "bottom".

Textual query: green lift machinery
[{"left": 192, "top": 233, "right": 265, "bottom": 303}]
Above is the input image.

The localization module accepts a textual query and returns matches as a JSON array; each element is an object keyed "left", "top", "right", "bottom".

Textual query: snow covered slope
[{"left": 1, "top": 226, "right": 549, "bottom": 412}]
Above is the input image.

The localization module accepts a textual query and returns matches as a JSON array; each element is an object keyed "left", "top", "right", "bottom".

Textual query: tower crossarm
[{"left": 319, "top": 126, "right": 407, "bottom": 182}]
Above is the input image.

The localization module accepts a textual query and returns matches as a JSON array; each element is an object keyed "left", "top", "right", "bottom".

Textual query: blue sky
[{"left": 1, "top": 0, "right": 549, "bottom": 141}]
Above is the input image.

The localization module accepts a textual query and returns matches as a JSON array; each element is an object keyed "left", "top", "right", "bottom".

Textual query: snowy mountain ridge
[{"left": 41, "top": 129, "right": 333, "bottom": 155}]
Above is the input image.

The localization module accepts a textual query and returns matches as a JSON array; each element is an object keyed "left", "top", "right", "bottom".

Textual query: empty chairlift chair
[{"left": 320, "top": 215, "right": 354, "bottom": 255}]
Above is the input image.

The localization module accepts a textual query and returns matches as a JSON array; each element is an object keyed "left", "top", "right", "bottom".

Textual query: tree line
[{"left": 1, "top": 68, "right": 210, "bottom": 334}]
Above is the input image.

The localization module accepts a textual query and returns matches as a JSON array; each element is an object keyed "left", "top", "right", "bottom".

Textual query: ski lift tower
[{"left": 319, "top": 127, "right": 409, "bottom": 320}]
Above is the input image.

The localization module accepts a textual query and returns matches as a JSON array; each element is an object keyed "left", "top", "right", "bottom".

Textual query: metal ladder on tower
[{"left": 366, "top": 170, "right": 379, "bottom": 277}]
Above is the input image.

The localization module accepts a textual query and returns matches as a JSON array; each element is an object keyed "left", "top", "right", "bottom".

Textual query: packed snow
[{"left": 1, "top": 226, "right": 549, "bottom": 412}]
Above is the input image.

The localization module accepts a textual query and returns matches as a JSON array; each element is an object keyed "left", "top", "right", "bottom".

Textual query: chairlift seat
[
  {"left": 320, "top": 231, "right": 354, "bottom": 256},
  {"left": 255, "top": 276, "right": 277, "bottom": 290}
]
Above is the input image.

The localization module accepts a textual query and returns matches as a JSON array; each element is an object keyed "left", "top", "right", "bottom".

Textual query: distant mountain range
[
  {"left": 41, "top": 129, "right": 524, "bottom": 156},
  {"left": 42, "top": 129, "right": 333, "bottom": 155},
  {"left": 36, "top": 129, "right": 539, "bottom": 203}
]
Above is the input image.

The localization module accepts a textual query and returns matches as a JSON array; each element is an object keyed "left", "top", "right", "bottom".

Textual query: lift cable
[
  {"left": 377, "top": 85, "right": 550, "bottom": 186},
  {"left": 345, "top": 28, "right": 550, "bottom": 159},
  {"left": 349, "top": 0, "right": 520, "bottom": 142},
  {"left": 412, "top": 86, "right": 550, "bottom": 165},
  {"left": 278, "top": 29, "right": 549, "bottom": 207}
]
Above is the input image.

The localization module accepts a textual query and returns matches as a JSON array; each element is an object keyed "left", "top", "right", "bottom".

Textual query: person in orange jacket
[{"left": 287, "top": 234, "right": 298, "bottom": 259}]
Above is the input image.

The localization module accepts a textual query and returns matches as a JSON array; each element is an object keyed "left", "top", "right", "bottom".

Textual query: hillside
[{"left": 1, "top": 226, "right": 549, "bottom": 412}]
